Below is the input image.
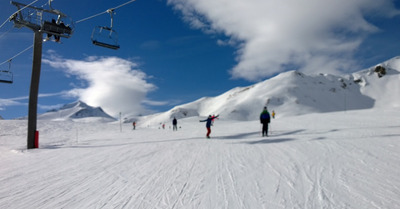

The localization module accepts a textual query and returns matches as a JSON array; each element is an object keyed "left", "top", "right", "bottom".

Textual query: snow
[
  {"left": 1, "top": 57, "right": 400, "bottom": 208},
  {"left": 1, "top": 108, "right": 400, "bottom": 208}
]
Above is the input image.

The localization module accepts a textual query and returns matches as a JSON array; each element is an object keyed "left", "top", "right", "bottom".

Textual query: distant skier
[
  {"left": 260, "top": 107, "right": 271, "bottom": 137},
  {"left": 132, "top": 121, "right": 136, "bottom": 130},
  {"left": 272, "top": 110, "right": 276, "bottom": 119},
  {"left": 200, "top": 115, "right": 219, "bottom": 138},
  {"left": 172, "top": 117, "right": 178, "bottom": 131}
]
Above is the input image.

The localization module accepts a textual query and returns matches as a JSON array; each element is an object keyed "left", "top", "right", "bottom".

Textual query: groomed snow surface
[{"left": 1, "top": 108, "right": 399, "bottom": 209}]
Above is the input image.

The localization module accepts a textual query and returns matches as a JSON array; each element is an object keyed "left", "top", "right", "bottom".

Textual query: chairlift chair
[
  {"left": 0, "top": 71, "right": 13, "bottom": 84},
  {"left": 91, "top": 9, "right": 120, "bottom": 50},
  {"left": 91, "top": 26, "right": 120, "bottom": 50},
  {"left": 41, "top": 19, "right": 73, "bottom": 38},
  {"left": 39, "top": 0, "right": 73, "bottom": 38},
  {"left": 0, "top": 61, "right": 13, "bottom": 84},
  {"left": 40, "top": 9, "right": 74, "bottom": 40}
]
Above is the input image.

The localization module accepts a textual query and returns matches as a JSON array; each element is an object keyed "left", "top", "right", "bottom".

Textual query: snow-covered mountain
[
  {"left": 137, "top": 57, "right": 400, "bottom": 126},
  {"left": 37, "top": 101, "right": 116, "bottom": 121},
  {"left": 352, "top": 57, "right": 400, "bottom": 109}
]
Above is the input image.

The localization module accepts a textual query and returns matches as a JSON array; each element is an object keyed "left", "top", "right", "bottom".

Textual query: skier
[
  {"left": 172, "top": 117, "right": 178, "bottom": 131},
  {"left": 200, "top": 115, "right": 219, "bottom": 138},
  {"left": 272, "top": 110, "right": 276, "bottom": 119},
  {"left": 132, "top": 121, "right": 136, "bottom": 130},
  {"left": 260, "top": 107, "right": 271, "bottom": 137},
  {"left": 46, "top": 19, "right": 61, "bottom": 42}
]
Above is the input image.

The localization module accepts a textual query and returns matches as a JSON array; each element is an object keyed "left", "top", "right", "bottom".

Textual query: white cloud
[
  {"left": 38, "top": 104, "right": 64, "bottom": 111},
  {"left": 167, "top": 0, "right": 400, "bottom": 81},
  {"left": 0, "top": 93, "right": 67, "bottom": 111},
  {"left": 43, "top": 56, "right": 158, "bottom": 117},
  {"left": 0, "top": 96, "right": 27, "bottom": 111},
  {"left": 0, "top": 98, "right": 24, "bottom": 110}
]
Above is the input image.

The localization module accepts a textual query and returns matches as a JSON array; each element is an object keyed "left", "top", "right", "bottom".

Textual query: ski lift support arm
[
  {"left": 10, "top": 1, "right": 73, "bottom": 38},
  {"left": 107, "top": 8, "right": 115, "bottom": 29}
]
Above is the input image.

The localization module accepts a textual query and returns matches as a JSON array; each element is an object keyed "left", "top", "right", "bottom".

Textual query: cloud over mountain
[{"left": 43, "top": 55, "right": 159, "bottom": 117}]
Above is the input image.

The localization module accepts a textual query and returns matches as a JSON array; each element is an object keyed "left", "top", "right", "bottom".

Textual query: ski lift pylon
[
  {"left": 91, "top": 9, "right": 120, "bottom": 50},
  {"left": 0, "top": 60, "right": 13, "bottom": 84}
]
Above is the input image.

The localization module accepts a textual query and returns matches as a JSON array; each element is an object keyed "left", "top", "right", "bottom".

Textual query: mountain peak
[
  {"left": 59, "top": 100, "right": 89, "bottom": 110},
  {"left": 38, "top": 101, "right": 115, "bottom": 121}
]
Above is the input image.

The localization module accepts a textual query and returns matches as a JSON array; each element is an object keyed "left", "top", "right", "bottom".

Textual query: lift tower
[{"left": 10, "top": 1, "right": 73, "bottom": 149}]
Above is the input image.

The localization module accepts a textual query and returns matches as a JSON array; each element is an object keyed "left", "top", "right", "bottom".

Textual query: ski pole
[
  {"left": 269, "top": 123, "right": 272, "bottom": 135},
  {"left": 260, "top": 123, "right": 263, "bottom": 136}
]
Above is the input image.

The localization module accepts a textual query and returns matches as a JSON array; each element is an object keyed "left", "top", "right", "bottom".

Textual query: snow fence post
[
  {"left": 34, "top": 130, "right": 39, "bottom": 148},
  {"left": 119, "top": 112, "right": 122, "bottom": 132}
]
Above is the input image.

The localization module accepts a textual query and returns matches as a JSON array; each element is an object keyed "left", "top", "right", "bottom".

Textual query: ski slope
[{"left": 1, "top": 108, "right": 399, "bottom": 209}]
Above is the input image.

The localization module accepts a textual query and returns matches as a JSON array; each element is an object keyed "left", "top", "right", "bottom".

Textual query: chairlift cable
[
  {"left": 112, "top": 0, "right": 137, "bottom": 10},
  {"left": 75, "top": 11, "right": 107, "bottom": 24},
  {"left": 0, "top": 45, "right": 33, "bottom": 66},
  {"left": 0, "top": 26, "right": 14, "bottom": 40},
  {"left": 0, "top": 18, "right": 9, "bottom": 30},
  {"left": 75, "top": 0, "right": 137, "bottom": 24}
]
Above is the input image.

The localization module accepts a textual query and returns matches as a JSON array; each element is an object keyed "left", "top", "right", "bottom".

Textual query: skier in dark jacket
[
  {"left": 172, "top": 117, "right": 178, "bottom": 131},
  {"left": 132, "top": 121, "right": 136, "bottom": 130},
  {"left": 200, "top": 115, "right": 219, "bottom": 138},
  {"left": 260, "top": 107, "right": 271, "bottom": 137}
]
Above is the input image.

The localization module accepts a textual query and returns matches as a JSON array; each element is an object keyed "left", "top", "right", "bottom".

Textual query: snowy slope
[
  {"left": 136, "top": 57, "right": 399, "bottom": 127},
  {"left": 0, "top": 108, "right": 399, "bottom": 208},
  {"left": 37, "top": 101, "right": 116, "bottom": 121}
]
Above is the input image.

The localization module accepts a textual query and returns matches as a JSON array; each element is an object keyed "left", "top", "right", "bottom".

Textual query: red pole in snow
[{"left": 34, "top": 131, "right": 39, "bottom": 148}]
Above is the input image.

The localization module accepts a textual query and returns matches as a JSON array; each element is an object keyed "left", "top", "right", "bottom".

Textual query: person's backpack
[{"left": 261, "top": 112, "right": 270, "bottom": 123}]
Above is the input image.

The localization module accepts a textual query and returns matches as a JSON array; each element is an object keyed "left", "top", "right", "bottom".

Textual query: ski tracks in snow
[{"left": 1, "top": 110, "right": 400, "bottom": 209}]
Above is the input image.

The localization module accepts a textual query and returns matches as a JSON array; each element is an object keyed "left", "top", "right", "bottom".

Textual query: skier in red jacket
[{"left": 200, "top": 115, "right": 219, "bottom": 138}]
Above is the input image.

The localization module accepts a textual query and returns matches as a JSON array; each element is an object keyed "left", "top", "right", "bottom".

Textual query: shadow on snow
[
  {"left": 39, "top": 129, "right": 310, "bottom": 149},
  {"left": 212, "top": 131, "right": 260, "bottom": 140},
  {"left": 243, "top": 138, "right": 296, "bottom": 144}
]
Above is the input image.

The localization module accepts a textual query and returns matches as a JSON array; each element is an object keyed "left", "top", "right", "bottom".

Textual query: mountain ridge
[{"left": 134, "top": 56, "right": 400, "bottom": 127}]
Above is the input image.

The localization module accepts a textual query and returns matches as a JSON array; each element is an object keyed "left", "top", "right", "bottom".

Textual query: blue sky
[{"left": 1, "top": 0, "right": 400, "bottom": 119}]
